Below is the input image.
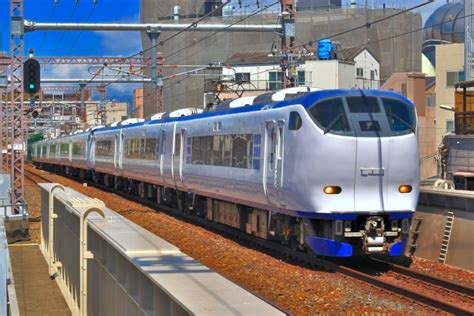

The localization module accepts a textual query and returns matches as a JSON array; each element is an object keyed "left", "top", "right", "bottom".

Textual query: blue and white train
[{"left": 32, "top": 88, "right": 419, "bottom": 257}]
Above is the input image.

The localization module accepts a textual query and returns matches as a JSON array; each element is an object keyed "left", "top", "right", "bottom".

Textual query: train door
[
  {"left": 113, "top": 133, "right": 119, "bottom": 173},
  {"left": 68, "top": 141, "right": 72, "bottom": 162},
  {"left": 87, "top": 134, "right": 95, "bottom": 169},
  {"left": 348, "top": 94, "right": 390, "bottom": 211},
  {"left": 263, "top": 120, "right": 284, "bottom": 207},
  {"left": 172, "top": 123, "right": 185, "bottom": 189},
  {"left": 118, "top": 131, "right": 124, "bottom": 170},
  {"left": 159, "top": 129, "right": 165, "bottom": 180}
]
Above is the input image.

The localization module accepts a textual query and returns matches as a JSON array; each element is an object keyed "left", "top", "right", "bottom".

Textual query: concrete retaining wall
[{"left": 413, "top": 188, "right": 474, "bottom": 271}]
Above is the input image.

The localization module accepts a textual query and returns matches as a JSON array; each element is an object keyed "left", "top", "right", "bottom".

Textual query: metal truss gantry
[{"left": 9, "top": 0, "right": 26, "bottom": 214}]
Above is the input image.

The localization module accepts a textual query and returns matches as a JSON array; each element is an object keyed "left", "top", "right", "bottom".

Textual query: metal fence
[{"left": 39, "top": 183, "right": 284, "bottom": 316}]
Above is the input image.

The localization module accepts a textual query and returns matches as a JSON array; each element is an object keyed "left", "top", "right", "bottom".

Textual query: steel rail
[{"left": 370, "top": 257, "right": 474, "bottom": 296}]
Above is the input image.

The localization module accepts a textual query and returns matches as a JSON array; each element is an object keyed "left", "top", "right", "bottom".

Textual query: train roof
[{"left": 48, "top": 89, "right": 413, "bottom": 138}]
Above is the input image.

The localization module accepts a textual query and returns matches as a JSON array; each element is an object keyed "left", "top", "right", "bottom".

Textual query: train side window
[
  {"left": 144, "top": 138, "right": 157, "bottom": 160},
  {"left": 289, "top": 111, "right": 302, "bottom": 130},
  {"left": 308, "top": 97, "right": 350, "bottom": 133}
]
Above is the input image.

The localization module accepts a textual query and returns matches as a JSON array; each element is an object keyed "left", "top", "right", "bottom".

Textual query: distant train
[{"left": 33, "top": 87, "right": 419, "bottom": 257}]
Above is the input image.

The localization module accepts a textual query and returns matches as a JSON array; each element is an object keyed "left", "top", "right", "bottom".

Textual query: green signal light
[{"left": 29, "top": 83, "right": 35, "bottom": 89}]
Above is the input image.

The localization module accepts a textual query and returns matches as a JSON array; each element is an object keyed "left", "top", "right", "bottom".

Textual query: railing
[
  {"left": 454, "top": 111, "right": 474, "bottom": 134},
  {"left": 0, "top": 217, "right": 20, "bottom": 316},
  {"left": 39, "top": 183, "right": 284, "bottom": 316}
]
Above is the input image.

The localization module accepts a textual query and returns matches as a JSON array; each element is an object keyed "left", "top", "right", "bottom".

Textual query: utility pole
[
  {"left": 147, "top": 29, "right": 163, "bottom": 113},
  {"left": 280, "top": 0, "right": 296, "bottom": 88}
]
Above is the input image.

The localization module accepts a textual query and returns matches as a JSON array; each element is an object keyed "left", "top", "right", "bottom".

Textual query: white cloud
[
  {"left": 43, "top": 64, "right": 92, "bottom": 79},
  {"left": 96, "top": 31, "right": 142, "bottom": 55}
]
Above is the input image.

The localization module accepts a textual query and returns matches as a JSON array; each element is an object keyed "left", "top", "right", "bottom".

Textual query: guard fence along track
[{"left": 24, "top": 165, "right": 474, "bottom": 316}]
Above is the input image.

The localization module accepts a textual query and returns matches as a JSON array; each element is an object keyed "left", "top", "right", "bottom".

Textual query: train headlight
[
  {"left": 323, "top": 186, "right": 342, "bottom": 194},
  {"left": 398, "top": 185, "right": 412, "bottom": 193}
]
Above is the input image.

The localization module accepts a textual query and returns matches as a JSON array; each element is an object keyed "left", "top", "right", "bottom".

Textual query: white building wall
[
  {"left": 353, "top": 49, "right": 380, "bottom": 89},
  {"left": 304, "top": 60, "right": 356, "bottom": 89},
  {"left": 223, "top": 65, "right": 282, "bottom": 91}
]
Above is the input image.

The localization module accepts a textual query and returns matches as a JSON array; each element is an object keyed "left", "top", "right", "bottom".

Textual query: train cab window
[
  {"left": 289, "top": 111, "right": 302, "bottom": 130},
  {"left": 382, "top": 98, "right": 416, "bottom": 134},
  {"left": 308, "top": 97, "right": 350, "bottom": 134},
  {"left": 347, "top": 96, "right": 380, "bottom": 113}
]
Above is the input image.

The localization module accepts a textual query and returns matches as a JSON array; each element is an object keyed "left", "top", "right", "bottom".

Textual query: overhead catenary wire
[
  {"left": 82, "top": 1, "right": 233, "bottom": 89},
  {"left": 37, "top": 3, "right": 57, "bottom": 55},
  {"left": 66, "top": 3, "right": 97, "bottom": 55},
  {"left": 51, "top": 2, "right": 79, "bottom": 55},
  {"left": 163, "top": 1, "right": 280, "bottom": 60}
]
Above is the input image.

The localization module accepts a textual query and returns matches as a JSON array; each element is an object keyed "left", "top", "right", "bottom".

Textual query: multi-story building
[
  {"left": 140, "top": 1, "right": 422, "bottom": 116},
  {"left": 435, "top": 43, "right": 465, "bottom": 146},
  {"left": 86, "top": 102, "right": 129, "bottom": 126}
]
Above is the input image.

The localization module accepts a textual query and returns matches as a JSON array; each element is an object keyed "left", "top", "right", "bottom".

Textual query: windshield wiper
[
  {"left": 390, "top": 113, "right": 416, "bottom": 133},
  {"left": 323, "top": 113, "right": 343, "bottom": 134}
]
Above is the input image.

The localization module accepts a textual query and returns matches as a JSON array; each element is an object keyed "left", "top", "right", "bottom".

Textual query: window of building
[
  {"left": 297, "top": 71, "right": 305, "bottom": 86},
  {"left": 446, "top": 119, "right": 454, "bottom": 133},
  {"left": 96, "top": 140, "right": 113, "bottom": 157},
  {"left": 356, "top": 68, "right": 364, "bottom": 78},
  {"left": 401, "top": 83, "right": 407, "bottom": 97},
  {"left": 235, "top": 72, "right": 250, "bottom": 83},
  {"left": 191, "top": 134, "right": 255, "bottom": 169},
  {"left": 268, "top": 71, "right": 282, "bottom": 91},
  {"left": 426, "top": 94, "right": 436, "bottom": 107},
  {"left": 370, "top": 70, "right": 375, "bottom": 81},
  {"left": 446, "top": 70, "right": 465, "bottom": 87}
]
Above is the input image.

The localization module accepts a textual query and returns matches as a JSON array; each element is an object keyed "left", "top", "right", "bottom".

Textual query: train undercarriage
[{"left": 36, "top": 162, "right": 411, "bottom": 258}]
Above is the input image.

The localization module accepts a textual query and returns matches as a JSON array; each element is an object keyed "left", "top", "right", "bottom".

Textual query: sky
[{"left": 0, "top": 0, "right": 448, "bottom": 102}]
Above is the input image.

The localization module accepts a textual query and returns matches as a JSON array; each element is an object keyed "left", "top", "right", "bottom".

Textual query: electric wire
[
  {"left": 163, "top": 1, "right": 280, "bottom": 60},
  {"left": 82, "top": 1, "right": 248, "bottom": 88},
  {"left": 51, "top": 2, "right": 79, "bottom": 55},
  {"left": 37, "top": 3, "right": 57, "bottom": 55},
  {"left": 66, "top": 3, "right": 97, "bottom": 55}
]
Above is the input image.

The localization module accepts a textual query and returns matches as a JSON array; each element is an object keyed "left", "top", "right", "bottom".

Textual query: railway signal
[{"left": 23, "top": 58, "right": 41, "bottom": 94}]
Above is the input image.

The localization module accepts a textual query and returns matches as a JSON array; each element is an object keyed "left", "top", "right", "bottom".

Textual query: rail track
[{"left": 24, "top": 165, "right": 474, "bottom": 315}]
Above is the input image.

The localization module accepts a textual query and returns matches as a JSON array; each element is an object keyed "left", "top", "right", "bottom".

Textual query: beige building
[
  {"left": 435, "top": 43, "right": 465, "bottom": 146},
  {"left": 86, "top": 102, "right": 129, "bottom": 126},
  {"left": 133, "top": 88, "right": 144, "bottom": 119}
]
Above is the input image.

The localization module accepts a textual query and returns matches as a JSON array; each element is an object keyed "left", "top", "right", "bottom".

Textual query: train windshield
[
  {"left": 307, "top": 97, "right": 351, "bottom": 135},
  {"left": 381, "top": 97, "right": 416, "bottom": 134},
  {"left": 308, "top": 96, "right": 416, "bottom": 136}
]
